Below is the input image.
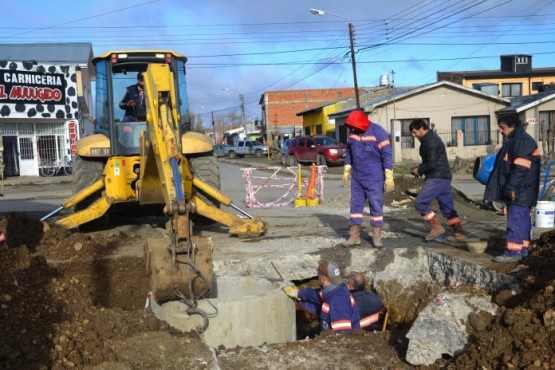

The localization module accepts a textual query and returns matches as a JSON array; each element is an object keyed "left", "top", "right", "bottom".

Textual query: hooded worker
[{"left": 341, "top": 110, "right": 394, "bottom": 248}]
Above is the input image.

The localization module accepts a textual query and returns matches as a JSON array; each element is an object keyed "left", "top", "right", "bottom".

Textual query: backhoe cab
[{"left": 42, "top": 51, "right": 268, "bottom": 312}]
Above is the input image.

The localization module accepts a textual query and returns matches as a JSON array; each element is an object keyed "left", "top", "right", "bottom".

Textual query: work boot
[
  {"left": 493, "top": 251, "right": 523, "bottom": 263},
  {"left": 447, "top": 223, "right": 466, "bottom": 242},
  {"left": 425, "top": 216, "right": 445, "bottom": 241},
  {"left": 372, "top": 227, "right": 383, "bottom": 249},
  {"left": 342, "top": 225, "right": 361, "bottom": 248}
]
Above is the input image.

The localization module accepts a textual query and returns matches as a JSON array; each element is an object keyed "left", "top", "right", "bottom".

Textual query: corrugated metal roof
[
  {"left": 497, "top": 90, "right": 555, "bottom": 114},
  {"left": 0, "top": 43, "right": 93, "bottom": 65}
]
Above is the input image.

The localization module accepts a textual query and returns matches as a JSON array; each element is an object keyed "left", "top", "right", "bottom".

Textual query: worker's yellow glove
[
  {"left": 283, "top": 286, "right": 299, "bottom": 299},
  {"left": 342, "top": 165, "right": 352, "bottom": 187},
  {"left": 384, "top": 169, "right": 395, "bottom": 193}
]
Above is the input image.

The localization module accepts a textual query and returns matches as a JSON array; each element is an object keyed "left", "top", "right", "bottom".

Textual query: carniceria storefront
[{"left": 0, "top": 61, "right": 80, "bottom": 177}]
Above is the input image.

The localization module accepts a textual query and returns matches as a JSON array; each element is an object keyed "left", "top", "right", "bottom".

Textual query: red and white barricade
[{"left": 241, "top": 165, "right": 326, "bottom": 208}]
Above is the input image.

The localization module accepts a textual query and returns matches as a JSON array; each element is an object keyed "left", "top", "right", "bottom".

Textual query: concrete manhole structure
[
  {"left": 150, "top": 246, "right": 516, "bottom": 365},
  {"left": 150, "top": 276, "right": 296, "bottom": 348}
]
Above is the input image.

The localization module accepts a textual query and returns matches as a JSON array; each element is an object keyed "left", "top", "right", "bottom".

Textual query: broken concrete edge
[
  {"left": 148, "top": 246, "right": 520, "bottom": 355},
  {"left": 405, "top": 288, "right": 498, "bottom": 366},
  {"left": 426, "top": 249, "right": 518, "bottom": 290}
]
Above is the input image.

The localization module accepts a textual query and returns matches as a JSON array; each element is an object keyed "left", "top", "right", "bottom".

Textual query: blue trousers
[
  {"left": 415, "top": 178, "right": 459, "bottom": 221},
  {"left": 350, "top": 176, "right": 385, "bottom": 227},
  {"left": 505, "top": 204, "right": 532, "bottom": 255}
]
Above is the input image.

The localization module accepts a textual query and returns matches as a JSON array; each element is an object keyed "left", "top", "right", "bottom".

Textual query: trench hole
[{"left": 289, "top": 276, "right": 409, "bottom": 341}]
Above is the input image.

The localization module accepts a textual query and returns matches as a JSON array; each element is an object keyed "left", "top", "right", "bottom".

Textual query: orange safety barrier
[{"left": 305, "top": 163, "right": 317, "bottom": 199}]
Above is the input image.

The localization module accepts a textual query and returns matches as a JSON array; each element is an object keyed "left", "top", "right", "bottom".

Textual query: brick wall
[{"left": 262, "top": 88, "right": 356, "bottom": 130}]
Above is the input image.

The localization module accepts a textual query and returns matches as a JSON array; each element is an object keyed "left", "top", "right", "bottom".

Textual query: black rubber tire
[
  {"left": 288, "top": 155, "right": 297, "bottom": 167},
  {"left": 228, "top": 151, "right": 237, "bottom": 159},
  {"left": 189, "top": 155, "right": 221, "bottom": 226},
  {"left": 40, "top": 165, "right": 56, "bottom": 177},
  {"left": 318, "top": 154, "right": 327, "bottom": 166},
  {"left": 63, "top": 163, "right": 72, "bottom": 176},
  {"left": 72, "top": 155, "right": 107, "bottom": 230},
  {"left": 255, "top": 150, "right": 263, "bottom": 158}
]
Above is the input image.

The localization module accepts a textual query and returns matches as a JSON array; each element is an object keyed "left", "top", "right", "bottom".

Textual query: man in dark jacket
[
  {"left": 119, "top": 72, "right": 146, "bottom": 122},
  {"left": 484, "top": 114, "right": 540, "bottom": 263},
  {"left": 345, "top": 271, "right": 382, "bottom": 331},
  {"left": 409, "top": 119, "right": 466, "bottom": 241}
]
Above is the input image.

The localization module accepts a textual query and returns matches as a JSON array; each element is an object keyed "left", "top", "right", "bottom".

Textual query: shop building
[{"left": 0, "top": 43, "right": 94, "bottom": 177}]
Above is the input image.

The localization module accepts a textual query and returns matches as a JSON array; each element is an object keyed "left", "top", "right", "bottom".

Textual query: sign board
[
  {"left": 527, "top": 117, "right": 539, "bottom": 124},
  {"left": 0, "top": 61, "right": 78, "bottom": 120}
]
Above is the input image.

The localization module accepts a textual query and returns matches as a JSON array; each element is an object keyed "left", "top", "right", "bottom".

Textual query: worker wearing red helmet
[{"left": 341, "top": 110, "right": 394, "bottom": 248}]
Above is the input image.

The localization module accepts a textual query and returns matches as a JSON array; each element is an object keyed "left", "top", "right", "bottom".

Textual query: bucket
[
  {"left": 473, "top": 154, "right": 496, "bottom": 185},
  {"left": 535, "top": 201, "right": 555, "bottom": 228}
]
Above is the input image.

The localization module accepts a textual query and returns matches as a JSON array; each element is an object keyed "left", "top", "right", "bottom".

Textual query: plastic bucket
[
  {"left": 535, "top": 201, "right": 555, "bottom": 228},
  {"left": 473, "top": 154, "right": 496, "bottom": 185}
]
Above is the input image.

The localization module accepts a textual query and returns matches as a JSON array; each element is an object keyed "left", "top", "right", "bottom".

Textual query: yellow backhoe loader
[{"left": 41, "top": 51, "right": 268, "bottom": 324}]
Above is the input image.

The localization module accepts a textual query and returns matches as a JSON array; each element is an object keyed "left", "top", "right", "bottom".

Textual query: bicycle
[{"left": 39, "top": 156, "right": 73, "bottom": 177}]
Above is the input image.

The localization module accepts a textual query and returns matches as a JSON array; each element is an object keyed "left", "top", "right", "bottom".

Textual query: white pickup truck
[{"left": 225, "top": 140, "right": 269, "bottom": 159}]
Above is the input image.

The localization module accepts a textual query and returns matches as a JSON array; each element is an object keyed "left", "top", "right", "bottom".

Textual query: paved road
[{"left": 0, "top": 159, "right": 485, "bottom": 216}]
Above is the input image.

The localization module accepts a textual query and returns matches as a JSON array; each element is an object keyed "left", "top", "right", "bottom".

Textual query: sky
[{"left": 2, "top": 0, "right": 555, "bottom": 127}]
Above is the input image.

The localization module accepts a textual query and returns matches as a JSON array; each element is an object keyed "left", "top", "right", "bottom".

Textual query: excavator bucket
[{"left": 145, "top": 236, "right": 213, "bottom": 302}]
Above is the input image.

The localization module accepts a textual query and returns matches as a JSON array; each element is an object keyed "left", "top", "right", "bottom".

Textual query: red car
[{"left": 286, "top": 135, "right": 347, "bottom": 166}]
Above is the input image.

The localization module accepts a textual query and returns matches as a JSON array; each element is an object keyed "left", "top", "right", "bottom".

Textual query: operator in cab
[{"left": 119, "top": 72, "right": 146, "bottom": 122}]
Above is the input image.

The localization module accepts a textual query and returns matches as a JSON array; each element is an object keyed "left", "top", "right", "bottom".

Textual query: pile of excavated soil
[
  {"left": 1, "top": 180, "right": 555, "bottom": 368},
  {"left": 426, "top": 229, "right": 555, "bottom": 370}
]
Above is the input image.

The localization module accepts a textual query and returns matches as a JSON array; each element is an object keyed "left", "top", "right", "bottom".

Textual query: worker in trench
[
  {"left": 344, "top": 271, "right": 383, "bottom": 332},
  {"left": 341, "top": 110, "right": 395, "bottom": 249},
  {"left": 283, "top": 261, "right": 360, "bottom": 333}
]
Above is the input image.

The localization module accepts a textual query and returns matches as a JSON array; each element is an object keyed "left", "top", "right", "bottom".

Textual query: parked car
[
  {"left": 225, "top": 140, "right": 269, "bottom": 159},
  {"left": 280, "top": 138, "right": 293, "bottom": 165},
  {"left": 213, "top": 144, "right": 231, "bottom": 158},
  {"left": 286, "top": 135, "right": 346, "bottom": 166}
]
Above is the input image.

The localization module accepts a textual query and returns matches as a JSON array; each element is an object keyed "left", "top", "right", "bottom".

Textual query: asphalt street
[{"left": 0, "top": 158, "right": 486, "bottom": 218}]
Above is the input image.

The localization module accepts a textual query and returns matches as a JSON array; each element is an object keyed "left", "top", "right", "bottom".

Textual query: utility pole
[
  {"left": 348, "top": 22, "right": 360, "bottom": 109},
  {"left": 310, "top": 9, "right": 360, "bottom": 109},
  {"left": 239, "top": 94, "right": 246, "bottom": 134},
  {"left": 390, "top": 70, "right": 398, "bottom": 163},
  {"left": 211, "top": 111, "right": 216, "bottom": 144}
]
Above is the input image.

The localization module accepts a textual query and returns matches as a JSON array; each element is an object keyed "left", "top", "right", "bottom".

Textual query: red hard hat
[{"left": 345, "top": 110, "right": 370, "bottom": 132}]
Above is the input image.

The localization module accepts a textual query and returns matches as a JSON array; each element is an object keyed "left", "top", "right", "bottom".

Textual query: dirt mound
[
  {"left": 0, "top": 214, "right": 213, "bottom": 370},
  {"left": 426, "top": 230, "right": 555, "bottom": 369},
  {"left": 1, "top": 179, "right": 555, "bottom": 368}
]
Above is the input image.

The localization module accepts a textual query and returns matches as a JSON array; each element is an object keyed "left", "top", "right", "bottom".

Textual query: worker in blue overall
[
  {"left": 341, "top": 110, "right": 394, "bottom": 248},
  {"left": 283, "top": 261, "right": 360, "bottom": 333},
  {"left": 484, "top": 114, "right": 540, "bottom": 263},
  {"left": 345, "top": 271, "right": 383, "bottom": 331},
  {"left": 409, "top": 119, "right": 466, "bottom": 241}
]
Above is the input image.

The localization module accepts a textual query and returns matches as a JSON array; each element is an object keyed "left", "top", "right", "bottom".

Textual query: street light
[
  {"left": 310, "top": 8, "right": 360, "bottom": 109},
  {"left": 222, "top": 88, "right": 247, "bottom": 133}
]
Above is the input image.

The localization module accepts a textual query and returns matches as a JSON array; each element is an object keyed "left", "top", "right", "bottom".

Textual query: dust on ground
[{"left": 1, "top": 173, "right": 555, "bottom": 369}]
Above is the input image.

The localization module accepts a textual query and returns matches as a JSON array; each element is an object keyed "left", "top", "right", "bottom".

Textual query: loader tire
[
  {"left": 72, "top": 155, "right": 108, "bottom": 230},
  {"left": 189, "top": 155, "right": 221, "bottom": 226}
]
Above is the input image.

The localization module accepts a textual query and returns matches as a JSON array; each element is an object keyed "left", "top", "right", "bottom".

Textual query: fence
[{"left": 242, "top": 165, "right": 326, "bottom": 208}]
